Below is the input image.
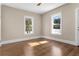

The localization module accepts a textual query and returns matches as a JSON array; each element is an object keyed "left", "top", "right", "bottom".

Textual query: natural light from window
[
  {"left": 51, "top": 13, "right": 62, "bottom": 35},
  {"left": 24, "top": 16, "right": 33, "bottom": 35}
]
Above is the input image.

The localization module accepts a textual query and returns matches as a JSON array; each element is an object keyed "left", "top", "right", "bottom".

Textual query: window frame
[
  {"left": 51, "top": 12, "right": 62, "bottom": 35},
  {"left": 24, "top": 16, "right": 34, "bottom": 35}
]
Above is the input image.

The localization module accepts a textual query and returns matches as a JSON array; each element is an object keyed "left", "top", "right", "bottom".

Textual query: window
[
  {"left": 24, "top": 16, "right": 33, "bottom": 34},
  {"left": 51, "top": 13, "right": 62, "bottom": 35}
]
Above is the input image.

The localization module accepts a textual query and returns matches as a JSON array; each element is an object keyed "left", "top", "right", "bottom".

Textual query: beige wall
[
  {"left": 1, "top": 4, "right": 79, "bottom": 42},
  {"left": 1, "top": 5, "right": 42, "bottom": 40},
  {"left": 42, "top": 4, "right": 79, "bottom": 41}
]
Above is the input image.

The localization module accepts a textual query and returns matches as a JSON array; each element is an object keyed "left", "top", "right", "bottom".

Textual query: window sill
[
  {"left": 24, "top": 32, "right": 33, "bottom": 35},
  {"left": 51, "top": 32, "right": 62, "bottom": 35}
]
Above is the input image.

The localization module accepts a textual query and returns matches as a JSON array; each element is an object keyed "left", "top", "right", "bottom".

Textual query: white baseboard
[
  {"left": 0, "top": 36, "right": 42, "bottom": 46},
  {"left": 41, "top": 36, "right": 78, "bottom": 46},
  {"left": 0, "top": 35, "right": 78, "bottom": 46}
]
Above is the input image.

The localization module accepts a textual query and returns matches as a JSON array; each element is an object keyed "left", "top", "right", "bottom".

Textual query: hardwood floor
[{"left": 0, "top": 38, "right": 79, "bottom": 56}]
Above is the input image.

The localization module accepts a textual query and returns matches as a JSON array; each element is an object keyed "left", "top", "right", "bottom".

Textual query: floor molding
[
  {"left": 0, "top": 36, "right": 42, "bottom": 46},
  {"left": 0, "top": 35, "right": 78, "bottom": 46},
  {"left": 41, "top": 36, "right": 78, "bottom": 46}
]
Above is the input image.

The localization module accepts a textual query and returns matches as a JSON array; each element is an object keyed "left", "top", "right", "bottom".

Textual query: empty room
[{"left": 0, "top": 3, "right": 79, "bottom": 56}]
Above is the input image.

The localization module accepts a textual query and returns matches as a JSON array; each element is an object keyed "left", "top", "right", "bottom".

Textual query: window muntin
[
  {"left": 24, "top": 16, "right": 33, "bottom": 34},
  {"left": 51, "top": 13, "right": 62, "bottom": 35}
]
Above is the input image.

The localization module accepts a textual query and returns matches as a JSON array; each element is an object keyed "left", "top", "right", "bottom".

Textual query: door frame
[
  {"left": 75, "top": 8, "right": 79, "bottom": 45},
  {"left": 0, "top": 4, "right": 1, "bottom": 46}
]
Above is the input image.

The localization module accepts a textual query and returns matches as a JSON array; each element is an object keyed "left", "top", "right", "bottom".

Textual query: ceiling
[{"left": 3, "top": 3, "right": 65, "bottom": 14}]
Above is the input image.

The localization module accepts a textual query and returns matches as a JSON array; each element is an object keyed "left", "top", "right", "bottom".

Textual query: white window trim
[
  {"left": 75, "top": 8, "right": 79, "bottom": 45},
  {"left": 24, "top": 16, "right": 34, "bottom": 35},
  {"left": 51, "top": 12, "right": 62, "bottom": 35}
]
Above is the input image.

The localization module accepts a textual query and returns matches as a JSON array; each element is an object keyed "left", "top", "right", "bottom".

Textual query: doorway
[{"left": 75, "top": 8, "right": 79, "bottom": 46}]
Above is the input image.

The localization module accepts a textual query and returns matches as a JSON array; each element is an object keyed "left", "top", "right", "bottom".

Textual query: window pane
[
  {"left": 51, "top": 13, "right": 62, "bottom": 34},
  {"left": 25, "top": 18, "right": 32, "bottom": 34},
  {"left": 53, "top": 25, "right": 60, "bottom": 29},
  {"left": 53, "top": 16, "right": 60, "bottom": 24}
]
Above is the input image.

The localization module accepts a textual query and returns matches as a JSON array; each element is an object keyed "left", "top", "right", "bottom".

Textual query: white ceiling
[{"left": 3, "top": 3, "right": 65, "bottom": 14}]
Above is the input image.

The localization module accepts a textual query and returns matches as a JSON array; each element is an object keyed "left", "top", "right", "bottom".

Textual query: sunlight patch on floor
[
  {"left": 52, "top": 46, "right": 62, "bottom": 56},
  {"left": 28, "top": 41, "right": 48, "bottom": 47}
]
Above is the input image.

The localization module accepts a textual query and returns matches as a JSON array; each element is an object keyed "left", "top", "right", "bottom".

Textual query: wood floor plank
[{"left": 0, "top": 38, "right": 79, "bottom": 56}]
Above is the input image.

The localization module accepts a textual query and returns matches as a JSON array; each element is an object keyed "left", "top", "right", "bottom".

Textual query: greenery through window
[
  {"left": 25, "top": 17, "right": 33, "bottom": 34},
  {"left": 51, "top": 13, "right": 62, "bottom": 34},
  {"left": 53, "top": 16, "right": 60, "bottom": 29}
]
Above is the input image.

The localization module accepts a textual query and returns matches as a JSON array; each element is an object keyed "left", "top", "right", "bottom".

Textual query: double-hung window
[
  {"left": 24, "top": 16, "right": 33, "bottom": 34},
  {"left": 51, "top": 13, "right": 62, "bottom": 35}
]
